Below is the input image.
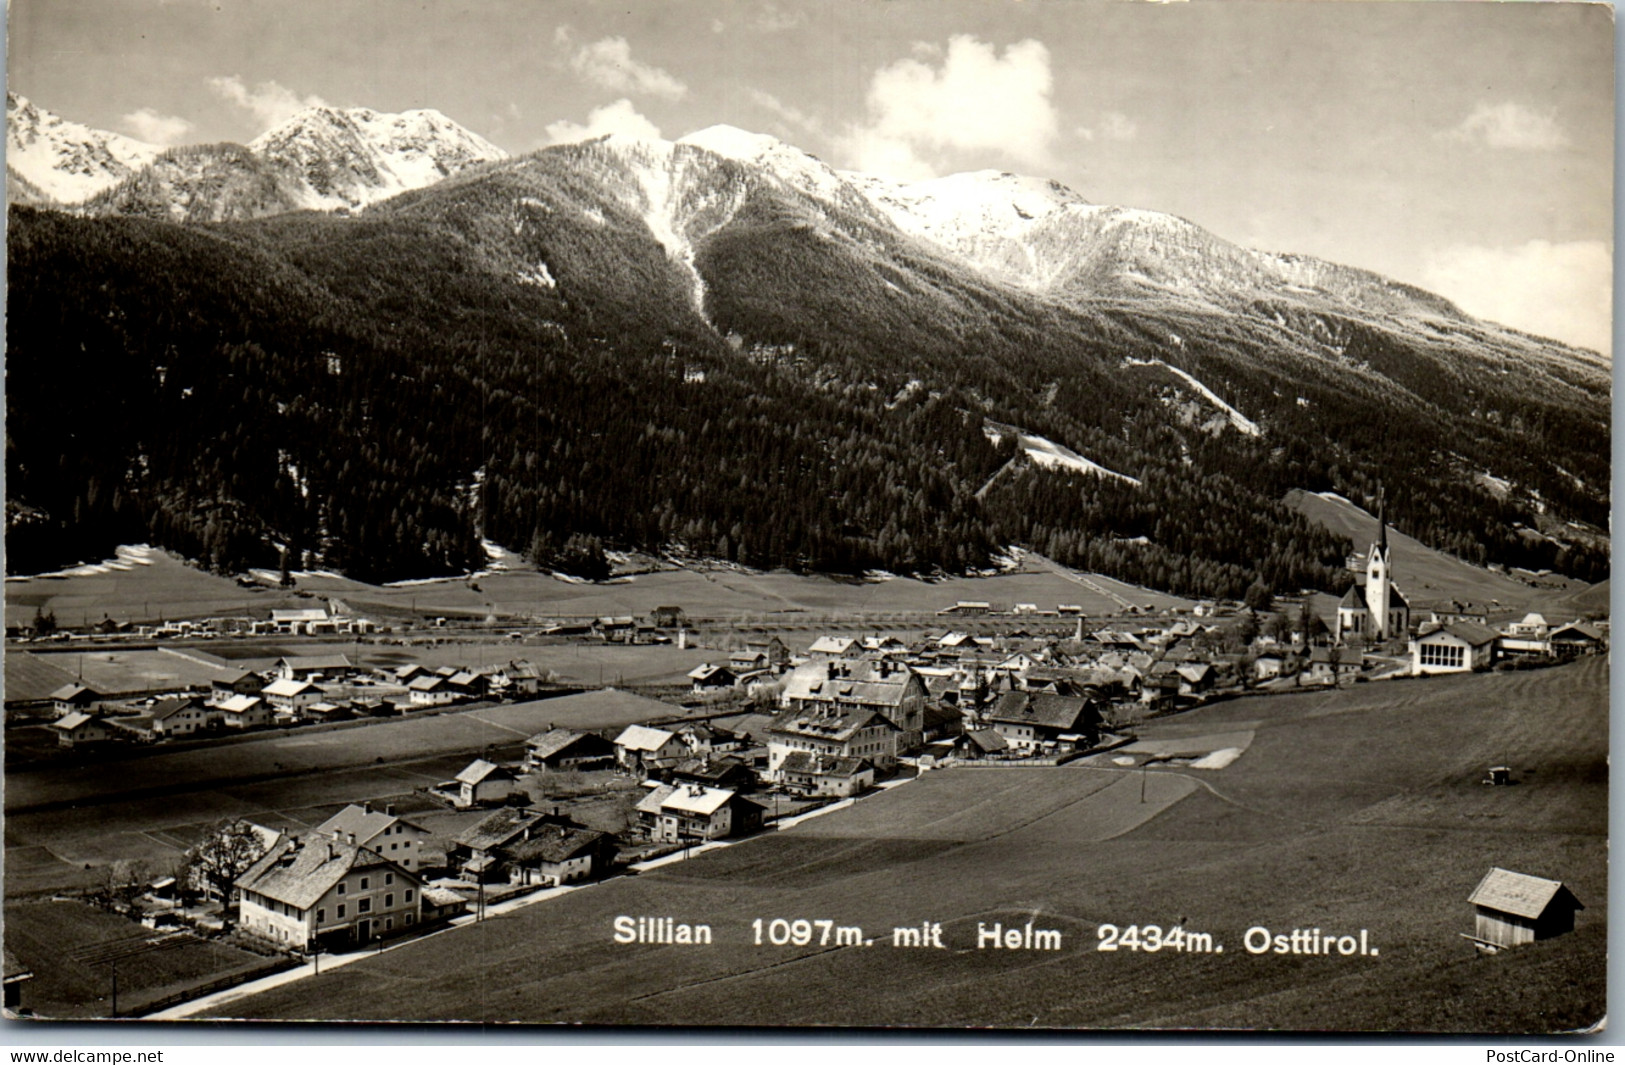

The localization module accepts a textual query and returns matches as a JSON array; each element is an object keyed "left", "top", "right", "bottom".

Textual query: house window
[
  {"left": 385, "top": 893, "right": 394, "bottom": 907},
  {"left": 386, "top": 917, "right": 394, "bottom": 931},
  {"left": 386, "top": 873, "right": 393, "bottom": 884},
  {"left": 337, "top": 904, "right": 346, "bottom": 918},
  {"left": 405, "top": 889, "right": 414, "bottom": 903},
  {"left": 337, "top": 882, "right": 346, "bottom": 895},
  {"left": 358, "top": 897, "right": 372, "bottom": 913},
  {"left": 406, "top": 913, "right": 416, "bottom": 926},
  {"left": 317, "top": 908, "right": 325, "bottom": 923},
  {"left": 360, "top": 876, "right": 369, "bottom": 890}
]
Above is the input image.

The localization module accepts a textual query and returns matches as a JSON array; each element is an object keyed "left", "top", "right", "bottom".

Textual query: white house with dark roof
[
  {"left": 49, "top": 684, "right": 103, "bottom": 717},
  {"left": 766, "top": 704, "right": 899, "bottom": 774},
  {"left": 51, "top": 711, "right": 111, "bottom": 747},
  {"left": 263, "top": 677, "right": 321, "bottom": 715},
  {"left": 236, "top": 835, "right": 422, "bottom": 951},
  {"left": 448, "top": 759, "right": 517, "bottom": 809},
  {"left": 218, "top": 694, "right": 272, "bottom": 729},
  {"left": 635, "top": 783, "right": 763, "bottom": 842},
  {"left": 1411, "top": 621, "right": 1499, "bottom": 675},
  {"left": 613, "top": 724, "right": 684, "bottom": 773},
  {"left": 689, "top": 663, "right": 738, "bottom": 691},
  {"left": 779, "top": 658, "right": 926, "bottom": 749},
  {"left": 149, "top": 696, "right": 215, "bottom": 737},
  {"left": 315, "top": 803, "right": 431, "bottom": 871},
  {"left": 407, "top": 674, "right": 459, "bottom": 706},
  {"left": 274, "top": 654, "right": 352, "bottom": 680}
]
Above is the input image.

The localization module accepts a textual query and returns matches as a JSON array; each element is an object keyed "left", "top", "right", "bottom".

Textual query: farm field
[
  {"left": 3, "top": 687, "right": 698, "bottom": 899},
  {"left": 6, "top": 688, "right": 690, "bottom": 814},
  {"left": 202, "top": 656, "right": 1606, "bottom": 1032},
  {"left": 5, "top": 898, "right": 279, "bottom": 1018},
  {"left": 6, "top": 544, "right": 1190, "bottom": 629}
]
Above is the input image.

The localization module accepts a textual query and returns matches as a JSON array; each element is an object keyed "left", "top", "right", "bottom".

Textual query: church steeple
[{"left": 1378, "top": 498, "right": 1388, "bottom": 558}]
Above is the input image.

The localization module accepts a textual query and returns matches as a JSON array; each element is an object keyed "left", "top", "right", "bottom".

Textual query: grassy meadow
[{"left": 198, "top": 655, "right": 1606, "bottom": 1032}]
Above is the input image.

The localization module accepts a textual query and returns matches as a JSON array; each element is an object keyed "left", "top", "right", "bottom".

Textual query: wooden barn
[{"left": 1466, "top": 867, "right": 1583, "bottom": 950}]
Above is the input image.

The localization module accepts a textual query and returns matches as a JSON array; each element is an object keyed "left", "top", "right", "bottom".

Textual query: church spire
[{"left": 1378, "top": 498, "right": 1387, "bottom": 556}]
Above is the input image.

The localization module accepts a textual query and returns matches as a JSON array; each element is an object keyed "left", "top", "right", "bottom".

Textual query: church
[{"left": 1335, "top": 510, "right": 1410, "bottom": 644}]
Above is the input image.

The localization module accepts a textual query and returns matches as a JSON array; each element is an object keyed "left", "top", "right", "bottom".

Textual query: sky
[{"left": 7, "top": 0, "right": 1616, "bottom": 352}]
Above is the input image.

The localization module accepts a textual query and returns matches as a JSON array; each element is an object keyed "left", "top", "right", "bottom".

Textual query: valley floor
[{"left": 188, "top": 657, "right": 1606, "bottom": 1033}]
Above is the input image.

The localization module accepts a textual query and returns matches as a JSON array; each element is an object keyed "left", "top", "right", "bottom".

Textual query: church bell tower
[{"left": 1365, "top": 503, "right": 1392, "bottom": 640}]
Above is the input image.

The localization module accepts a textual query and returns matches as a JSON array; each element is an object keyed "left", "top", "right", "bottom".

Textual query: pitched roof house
[
  {"left": 525, "top": 728, "right": 615, "bottom": 771},
  {"left": 613, "top": 724, "right": 684, "bottom": 772},
  {"left": 315, "top": 803, "right": 431, "bottom": 870},
  {"left": 988, "top": 691, "right": 1102, "bottom": 751},
  {"left": 236, "top": 835, "right": 423, "bottom": 951},
  {"left": 635, "top": 783, "right": 764, "bottom": 842},
  {"left": 780, "top": 657, "right": 926, "bottom": 748}
]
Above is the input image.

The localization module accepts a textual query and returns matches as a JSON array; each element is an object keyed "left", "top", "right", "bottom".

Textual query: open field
[
  {"left": 7, "top": 545, "right": 1189, "bottom": 629},
  {"left": 201, "top": 656, "right": 1606, "bottom": 1032},
  {"left": 1286, "top": 490, "right": 1595, "bottom": 618},
  {"left": 4, "top": 546, "right": 309, "bottom": 631},
  {"left": 4, "top": 688, "right": 699, "bottom": 897},
  {"left": 7, "top": 639, "right": 720, "bottom": 703},
  {"left": 5, "top": 899, "right": 277, "bottom": 1018},
  {"left": 6, "top": 688, "right": 689, "bottom": 814}
]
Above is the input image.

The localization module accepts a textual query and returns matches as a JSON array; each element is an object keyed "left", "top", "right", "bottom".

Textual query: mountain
[
  {"left": 5, "top": 93, "right": 160, "bottom": 204},
  {"left": 5, "top": 122, "right": 1609, "bottom": 597},
  {"left": 247, "top": 106, "right": 508, "bottom": 210},
  {"left": 80, "top": 105, "right": 508, "bottom": 220}
]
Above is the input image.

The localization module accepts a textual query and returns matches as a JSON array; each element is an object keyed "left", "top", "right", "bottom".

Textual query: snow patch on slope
[
  {"left": 985, "top": 421, "right": 1140, "bottom": 485},
  {"left": 1123, "top": 358, "right": 1262, "bottom": 437}
]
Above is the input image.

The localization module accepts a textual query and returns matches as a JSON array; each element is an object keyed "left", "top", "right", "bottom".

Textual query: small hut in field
[{"left": 1466, "top": 867, "right": 1583, "bottom": 951}]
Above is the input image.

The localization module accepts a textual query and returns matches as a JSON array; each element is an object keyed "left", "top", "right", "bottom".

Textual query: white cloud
[
  {"left": 749, "top": 89, "right": 823, "bottom": 136},
  {"left": 835, "top": 35, "right": 1059, "bottom": 180},
  {"left": 121, "top": 107, "right": 194, "bottom": 146},
  {"left": 541, "top": 98, "right": 663, "bottom": 146},
  {"left": 208, "top": 76, "right": 327, "bottom": 130},
  {"left": 570, "top": 37, "right": 687, "bottom": 102},
  {"left": 1422, "top": 240, "right": 1611, "bottom": 354},
  {"left": 1077, "top": 110, "right": 1137, "bottom": 143},
  {"left": 1444, "top": 102, "right": 1570, "bottom": 151}
]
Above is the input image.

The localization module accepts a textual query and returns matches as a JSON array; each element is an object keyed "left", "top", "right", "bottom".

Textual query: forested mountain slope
[{"left": 7, "top": 125, "right": 1609, "bottom": 597}]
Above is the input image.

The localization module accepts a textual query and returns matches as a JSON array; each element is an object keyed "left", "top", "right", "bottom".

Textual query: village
[{"left": 2, "top": 517, "right": 1608, "bottom": 1018}]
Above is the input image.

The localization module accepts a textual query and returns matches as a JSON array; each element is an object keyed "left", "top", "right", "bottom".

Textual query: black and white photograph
[{"left": 1, "top": 0, "right": 1612, "bottom": 1036}]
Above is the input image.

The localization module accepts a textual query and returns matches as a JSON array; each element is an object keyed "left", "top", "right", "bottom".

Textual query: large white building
[{"left": 236, "top": 836, "right": 423, "bottom": 951}]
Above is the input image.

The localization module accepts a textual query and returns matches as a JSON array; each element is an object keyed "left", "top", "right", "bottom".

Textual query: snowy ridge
[
  {"left": 985, "top": 421, "right": 1141, "bottom": 485},
  {"left": 248, "top": 105, "right": 508, "bottom": 211},
  {"left": 679, "top": 124, "right": 848, "bottom": 203},
  {"left": 1123, "top": 358, "right": 1262, "bottom": 437},
  {"left": 7, "top": 93, "right": 160, "bottom": 204}
]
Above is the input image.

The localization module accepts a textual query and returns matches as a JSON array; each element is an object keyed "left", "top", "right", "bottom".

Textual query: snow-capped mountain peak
[
  {"left": 678, "top": 123, "right": 850, "bottom": 204},
  {"left": 6, "top": 92, "right": 161, "bottom": 204},
  {"left": 247, "top": 104, "right": 508, "bottom": 210}
]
